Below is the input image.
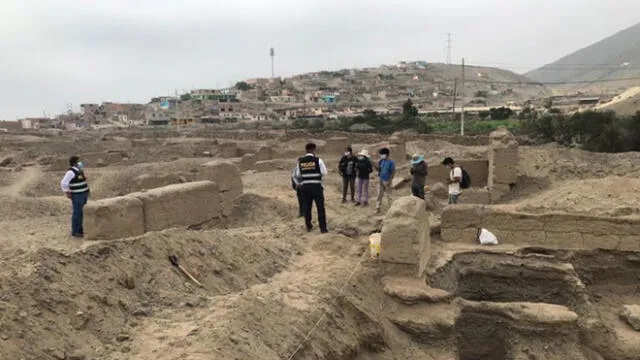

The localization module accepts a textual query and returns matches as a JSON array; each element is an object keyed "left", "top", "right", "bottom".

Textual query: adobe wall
[
  {"left": 441, "top": 205, "right": 640, "bottom": 251},
  {"left": 84, "top": 196, "right": 145, "bottom": 240},
  {"left": 487, "top": 127, "right": 519, "bottom": 202},
  {"left": 428, "top": 160, "right": 489, "bottom": 188},
  {"left": 196, "top": 160, "right": 243, "bottom": 216},
  {"left": 85, "top": 162, "right": 245, "bottom": 240}
]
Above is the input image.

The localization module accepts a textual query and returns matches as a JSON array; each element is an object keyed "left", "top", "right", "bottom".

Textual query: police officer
[
  {"left": 60, "top": 155, "right": 90, "bottom": 238},
  {"left": 292, "top": 143, "right": 328, "bottom": 233}
]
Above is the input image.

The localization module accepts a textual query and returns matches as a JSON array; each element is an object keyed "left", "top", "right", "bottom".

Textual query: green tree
[
  {"left": 235, "top": 81, "right": 252, "bottom": 91},
  {"left": 402, "top": 99, "right": 419, "bottom": 118}
]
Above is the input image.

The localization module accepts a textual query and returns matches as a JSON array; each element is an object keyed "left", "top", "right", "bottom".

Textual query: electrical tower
[
  {"left": 446, "top": 33, "right": 452, "bottom": 65},
  {"left": 270, "top": 47, "right": 275, "bottom": 78}
]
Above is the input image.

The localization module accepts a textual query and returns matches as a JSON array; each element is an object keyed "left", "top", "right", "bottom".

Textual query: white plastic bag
[{"left": 478, "top": 228, "right": 498, "bottom": 245}]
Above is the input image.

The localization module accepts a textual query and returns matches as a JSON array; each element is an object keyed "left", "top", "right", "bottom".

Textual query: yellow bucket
[{"left": 369, "top": 233, "right": 381, "bottom": 259}]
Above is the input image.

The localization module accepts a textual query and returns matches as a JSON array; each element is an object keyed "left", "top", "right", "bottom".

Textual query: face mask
[
  {"left": 344, "top": 151, "right": 351, "bottom": 156},
  {"left": 77, "top": 161, "right": 85, "bottom": 170},
  {"left": 380, "top": 154, "right": 387, "bottom": 159}
]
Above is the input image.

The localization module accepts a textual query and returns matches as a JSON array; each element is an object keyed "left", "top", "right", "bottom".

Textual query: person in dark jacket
[
  {"left": 291, "top": 167, "right": 305, "bottom": 217},
  {"left": 410, "top": 153, "right": 428, "bottom": 199},
  {"left": 355, "top": 149, "right": 373, "bottom": 206},
  {"left": 338, "top": 146, "right": 358, "bottom": 203}
]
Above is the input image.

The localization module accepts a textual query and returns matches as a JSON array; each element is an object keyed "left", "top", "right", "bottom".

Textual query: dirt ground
[{"left": 0, "top": 131, "right": 639, "bottom": 360}]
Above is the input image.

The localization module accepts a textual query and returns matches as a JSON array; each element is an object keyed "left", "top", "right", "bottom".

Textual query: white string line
[{"left": 286, "top": 249, "right": 370, "bottom": 360}]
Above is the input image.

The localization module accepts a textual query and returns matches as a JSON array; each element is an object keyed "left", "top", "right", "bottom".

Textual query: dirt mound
[
  {"left": 0, "top": 226, "right": 385, "bottom": 360},
  {"left": 221, "top": 193, "right": 297, "bottom": 228},
  {"left": 515, "top": 176, "right": 640, "bottom": 217},
  {"left": 519, "top": 146, "right": 640, "bottom": 181}
]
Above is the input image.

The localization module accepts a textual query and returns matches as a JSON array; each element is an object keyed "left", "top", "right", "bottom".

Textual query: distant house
[
  {"left": 578, "top": 97, "right": 600, "bottom": 105},
  {"left": 0, "top": 121, "right": 21, "bottom": 131}
]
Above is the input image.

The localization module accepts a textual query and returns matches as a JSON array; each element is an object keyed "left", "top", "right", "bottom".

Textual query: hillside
[
  {"left": 245, "top": 61, "right": 549, "bottom": 109},
  {"left": 526, "top": 22, "right": 640, "bottom": 84}
]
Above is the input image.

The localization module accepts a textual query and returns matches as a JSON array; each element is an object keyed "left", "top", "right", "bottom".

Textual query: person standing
[
  {"left": 355, "top": 149, "right": 373, "bottom": 206},
  {"left": 338, "top": 146, "right": 358, "bottom": 203},
  {"left": 374, "top": 147, "right": 395, "bottom": 214},
  {"left": 293, "top": 143, "right": 328, "bottom": 233},
  {"left": 442, "top": 157, "right": 462, "bottom": 204},
  {"left": 410, "top": 154, "right": 428, "bottom": 199},
  {"left": 60, "top": 155, "right": 90, "bottom": 238},
  {"left": 291, "top": 167, "right": 305, "bottom": 217}
]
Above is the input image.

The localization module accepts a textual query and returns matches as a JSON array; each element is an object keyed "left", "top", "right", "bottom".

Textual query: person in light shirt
[{"left": 442, "top": 157, "right": 462, "bottom": 204}]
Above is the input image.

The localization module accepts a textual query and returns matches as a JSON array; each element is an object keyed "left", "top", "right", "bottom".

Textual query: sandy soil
[{"left": 1, "top": 131, "right": 639, "bottom": 360}]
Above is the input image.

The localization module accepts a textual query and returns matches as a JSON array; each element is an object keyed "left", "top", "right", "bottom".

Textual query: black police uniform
[{"left": 297, "top": 154, "right": 327, "bottom": 232}]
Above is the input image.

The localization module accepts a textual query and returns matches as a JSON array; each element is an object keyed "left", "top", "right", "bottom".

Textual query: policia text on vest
[
  {"left": 292, "top": 144, "right": 328, "bottom": 234},
  {"left": 60, "top": 156, "right": 90, "bottom": 238}
]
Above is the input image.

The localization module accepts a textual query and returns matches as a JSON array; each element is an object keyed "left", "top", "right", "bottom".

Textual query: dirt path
[{"left": 0, "top": 166, "right": 41, "bottom": 196}]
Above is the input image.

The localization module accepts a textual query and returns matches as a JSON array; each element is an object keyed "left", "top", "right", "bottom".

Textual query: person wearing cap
[
  {"left": 442, "top": 157, "right": 462, "bottom": 204},
  {"left": 410, "top": 154, "right": 428, "bottom": 199},
  {"left": 60, "top": 155, "right": 90, "bottom": 238},
  {"left": 355, "top": 149, "right": 373, "bottom": 206},
  {"left": 292, "top": 142, "right": 329, "bottom": 233},
  {"left": 338, "top": 146, "right": 358, "bottom": 204}
]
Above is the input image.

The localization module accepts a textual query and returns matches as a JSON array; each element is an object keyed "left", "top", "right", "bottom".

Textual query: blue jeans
[{"left": 71, "top": 191, "right": 89, "bottom": 235}]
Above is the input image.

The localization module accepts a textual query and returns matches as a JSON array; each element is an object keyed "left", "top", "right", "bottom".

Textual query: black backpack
[{"left": 460, "top": 167, "right": 471, "bottom": 189}]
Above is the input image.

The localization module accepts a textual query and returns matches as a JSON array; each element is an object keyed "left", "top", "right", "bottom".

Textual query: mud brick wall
[
  {"left": 487, "top": 127, "right": 519, "bottom": 203},
  {"left": 85, "top": 162, "right": 245, "bottom": 240},
  {"left": 441, "top": 205, "right": 640, "bottom": 251},
  {"left": 428, "top": 160, "right": 489, "bottom": 188},
  {"left": 196, "top": 160, "right": 243, "bottom": 216}
]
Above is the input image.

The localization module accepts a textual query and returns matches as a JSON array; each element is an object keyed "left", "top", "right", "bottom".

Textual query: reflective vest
[
  {"left": 298, "top": 155, "right": 322, "bottom": 185},
  {"left": 68, "top": 167, "right": 90, "bottom": 194}
]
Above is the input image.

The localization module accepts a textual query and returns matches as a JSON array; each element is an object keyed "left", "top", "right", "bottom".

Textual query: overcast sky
[{"left": 1, "top": 0, "right": 638, "bottom": 119}]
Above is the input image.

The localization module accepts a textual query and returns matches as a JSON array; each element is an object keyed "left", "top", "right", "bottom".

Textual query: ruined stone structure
[
  {"left": 380, "top": 196, "right": 431, "bottom": 276},
  {"left": 487, "top": 126, "right": 519, "bottom": 203},
  {"left": 441, "top": 204, "right": 640, "bottom": 251},
  {"left": 219, "top": 142, "right": 238, "bottom": 158},
  {"left": 85, "top": 162, "right": 243, "bottom": 240}
]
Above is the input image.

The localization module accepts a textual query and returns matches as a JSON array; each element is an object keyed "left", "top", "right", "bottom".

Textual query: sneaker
[
  {"left": 320, "top": 229, "right": 329, "bottom": 234},
  {"left": 341, "top": 199, "right": 347, "bottom": 204},
  {"left": 71, "top": 233, "right": 84, "bottom": 238},
  {"left": 306, "top": 226, "right": 313, "bottom": 232},
  {"left": 354, "top": 202, "right": 361, "bottom": 206}
]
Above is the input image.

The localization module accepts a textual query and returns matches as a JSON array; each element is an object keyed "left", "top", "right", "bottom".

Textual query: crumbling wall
[
  {"left": 487, "top": 127, "right": 519, "bottom": 203},
  {"left": 85, "top": 162, "right": 245, "bottom": 240},
  {"left": 380, "top": 196, "right": 431, "bottom": 276},
  {"left": 196, "top": 160, "right": 243, "bottom": 216},
  {"left": 254, "top": 146, "right": 273, "bottom": 161},
  {"left": 240, "top": 154, "right": 256, "bottom": 171},
  {"left": 219, "top": 142, "right": 238, "bottom": 158},
  {"left": 441, "top": 205, "right": 640, "bottom": 251},
  {"left": 134, "top": 181, "right": 221, "bottom": 232},
  {"left": 84, "top": 196, "right": 145, "bottom": 240},
  {"left": 428, "top": 160, "right": 489, "bottom": 188}
]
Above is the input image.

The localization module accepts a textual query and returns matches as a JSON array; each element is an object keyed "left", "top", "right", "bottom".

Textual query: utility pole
[
  {"left": 444, "top": 33, "right": 452, "bottom": 81},
  {"left": 451, "top": 78, "right": 457, "bottom": 122},
  {"left": 460, "top": 58, "right": 465, "bottom": 136}
]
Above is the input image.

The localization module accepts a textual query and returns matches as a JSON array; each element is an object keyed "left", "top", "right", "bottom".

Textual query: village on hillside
[{"left": 8, "top": 60, "right": 634, "bottom": 132}]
